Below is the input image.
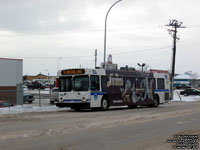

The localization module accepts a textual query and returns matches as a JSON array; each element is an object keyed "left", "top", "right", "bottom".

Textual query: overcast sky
[{"left": 0, "top": 0, "right": 200, "bottom": 76}]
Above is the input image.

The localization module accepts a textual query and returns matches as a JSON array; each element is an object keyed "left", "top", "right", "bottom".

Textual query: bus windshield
[
  {"left": 73, "top": 76, "right": 89, "bottom": 91},
  {"left": 59, "top": 76, "right": 72, "bottom": 92}
]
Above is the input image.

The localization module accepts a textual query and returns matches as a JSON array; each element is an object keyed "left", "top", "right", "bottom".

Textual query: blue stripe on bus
[
  {"left": 154, "top": 89, "right": 169, "bottom": 92},
  {"left": 91, "top": 92, "right": 105, "bottom": 96},
  {"left": 63, "top": 99, "right": 90, "bottom": 102}
]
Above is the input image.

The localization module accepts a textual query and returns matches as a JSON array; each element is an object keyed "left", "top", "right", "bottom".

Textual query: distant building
[
  {"left": 23, "top": 73, "right": 49, "bottom": 81},
  {"left": 23, "top": 74, "right": 57, "bottom": 86},
  {"left": 174, "top": 72, "right": 200, "bottom": 88},
  {"left": 0, "top": 58, "right": 23, "bottom": 105},
  {"left": 100, "top": 54, "right": 118, "bottom": 70}
]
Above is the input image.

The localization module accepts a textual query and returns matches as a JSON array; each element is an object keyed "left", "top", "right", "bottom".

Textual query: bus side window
[
  {"left": 101, "top": 76, "right": 107, "bottom": 92},
  {"left": 90, "top": 75, "right": 100, "bottom": 91},
  {"left": 157, "top": 78, "right": 165, "bottom": 89}
]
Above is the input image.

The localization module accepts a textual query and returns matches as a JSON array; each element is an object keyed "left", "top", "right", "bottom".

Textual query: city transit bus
[{"left": 56, "top": 68, "right": 170, "bottom": 111}]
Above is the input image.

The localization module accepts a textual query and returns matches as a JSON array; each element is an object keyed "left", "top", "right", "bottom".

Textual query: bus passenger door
[{"left": 90, "top": 75, "right": 102, "bottom": 108}]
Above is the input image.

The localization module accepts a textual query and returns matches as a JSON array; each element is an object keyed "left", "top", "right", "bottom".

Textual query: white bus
[
  {"left": 150, "top": 69, "right": 171, "bottom": 103},
  {"left": 56, "top": 68, "right": 170, "bottom": 111}
]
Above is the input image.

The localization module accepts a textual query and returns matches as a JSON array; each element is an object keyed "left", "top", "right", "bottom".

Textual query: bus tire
[
  {"left": 101, "top": 98, "right": 109, "bottom": 111},
  {"left": 152, "top": 95, "right": 159, "bottom": 107}
]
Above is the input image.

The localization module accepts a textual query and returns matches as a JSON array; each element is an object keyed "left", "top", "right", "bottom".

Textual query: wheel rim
[
  {"left": 102, "top": 99, "right": 108, "bottom": 109},
  {"left": 154, "top": 99, "right": 158, "bottom": 106}
]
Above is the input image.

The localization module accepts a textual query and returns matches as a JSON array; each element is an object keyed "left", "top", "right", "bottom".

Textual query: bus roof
[
  {"left": 58, "top": 68, "right": 106, "bottom": 76},
  {"left": 58, "top": 68, "right": 153, "bottom": 78}
]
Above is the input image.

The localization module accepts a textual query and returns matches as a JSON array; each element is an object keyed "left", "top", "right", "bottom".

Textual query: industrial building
[{"left": 0, "top": 58, "right": 23, "bottom": 105}]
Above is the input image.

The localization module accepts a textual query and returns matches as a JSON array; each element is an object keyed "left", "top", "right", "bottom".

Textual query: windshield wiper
[
  {"left": 74, "top": 87, "right": 81, "bottom": 95},
  {"left": 77, "top": 90, "right": 80, "bottom": 95}
]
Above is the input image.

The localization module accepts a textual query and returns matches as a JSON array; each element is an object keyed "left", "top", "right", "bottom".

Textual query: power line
[
  {"left": 0, "top": 55, "right": 94, "bottom": 59},
  {"left": 118, "top": 24, "right": 200, "bottom": 29},
  {"left": 1, "top": 46, "right": 172, "bottom": 59},
  {"left": 185, "top": 24, "right": 200, "bottom": 28},
  {"left": 110, "top": 46, "right": 171, "bottom": 55}
]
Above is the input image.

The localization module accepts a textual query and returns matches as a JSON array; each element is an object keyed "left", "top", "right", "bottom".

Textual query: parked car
[
  {"left": 180, "top": 88, "right": 200, "bottom": 96},
  {"left": 0, "top": 101, "right": 14, "bottom": 108},
  {"left": 176, "top": 84, "right": 191, "bottom": 89},
  {"left": 24, "top": 94, "right": 35, "bottom": 103},
  {"left": 50, "top": 87, "right": 59, "bottom": 105},
  {"left": 27, "top": 81, "right": 46, "bottom": 90}
]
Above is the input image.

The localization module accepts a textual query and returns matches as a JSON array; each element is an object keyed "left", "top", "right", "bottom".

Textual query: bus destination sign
[{"left": 61, "top": 69, "right": 85, "bottom": 75}]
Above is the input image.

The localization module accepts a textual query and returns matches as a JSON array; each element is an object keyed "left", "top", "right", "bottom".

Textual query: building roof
[
  {"left": 174, "top": 74, "right": 192, "bottom": 80},
  {"left": 0, "top": 58, "right": 23, "bottom": 61}
]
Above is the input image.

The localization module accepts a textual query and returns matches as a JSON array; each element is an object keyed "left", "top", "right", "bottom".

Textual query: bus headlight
[{"left": 82, "top": 97, "right": 86, "bottom": 102}]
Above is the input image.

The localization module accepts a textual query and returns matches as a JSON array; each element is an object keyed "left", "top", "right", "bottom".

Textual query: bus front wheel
[
  {"left": 101, "top": 98, "right": 109, "bottom": 111},
  {"left": 153, "top": 95, "right": 159, "bottom": 107}
]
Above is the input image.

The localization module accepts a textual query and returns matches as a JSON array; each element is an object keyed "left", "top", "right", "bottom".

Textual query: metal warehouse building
[{"left": 0, "top": 58, "right": 23, "bottom": 105}]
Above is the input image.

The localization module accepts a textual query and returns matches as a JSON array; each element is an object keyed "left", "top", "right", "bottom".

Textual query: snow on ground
[
  {"left": 172, "top": 90, "right": 200, "bottom": 102},
  {"left": 24, "top": 88, "right": 50, "bottom": 94},
  {"left": 0, "top": 90, "right": 200, "bottom": 115},
  {"left": 0, "top": 105, "right": 69, "bottom": 115}
]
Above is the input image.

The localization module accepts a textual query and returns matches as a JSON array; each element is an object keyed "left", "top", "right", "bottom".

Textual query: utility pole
[
  {"left": 95, "top": 49, "right": 97, "bottom": 68},
  {"left": 166, "top": 20, "right": 185, "bottom": 100}
]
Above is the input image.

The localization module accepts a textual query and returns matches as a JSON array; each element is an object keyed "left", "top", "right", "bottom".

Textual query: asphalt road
[{"left": 0, "top": 101, "right": 200, "bottom": 150}]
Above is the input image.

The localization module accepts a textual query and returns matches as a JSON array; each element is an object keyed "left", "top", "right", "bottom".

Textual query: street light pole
[
  {"left": 103, "top": 0, "right": 122, "bottom": 68},
  {"left": 57, "top": 57, "right": 62, "bottom": 74},
  {"left": 137, "top": 63, "right": 146, "bottom": 72}
]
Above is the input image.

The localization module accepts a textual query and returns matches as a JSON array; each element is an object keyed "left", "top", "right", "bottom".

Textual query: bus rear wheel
[{"left": 101, "top": 98, "right": 109, "bottom": 111}]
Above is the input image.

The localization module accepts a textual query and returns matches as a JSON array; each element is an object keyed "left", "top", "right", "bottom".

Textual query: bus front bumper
[{"left": 56, "top": 102, "right": 90, "bottom": 109}]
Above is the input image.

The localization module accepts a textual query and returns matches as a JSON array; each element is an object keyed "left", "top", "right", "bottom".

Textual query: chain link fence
[
  {"left": 23, "top": 88, "right": 52, "bottom": 107},
  {"left": 0, "top": 84, "right": 53, "bottom": 107}
]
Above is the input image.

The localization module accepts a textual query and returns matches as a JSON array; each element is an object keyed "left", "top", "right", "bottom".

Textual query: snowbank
[
  {"left": 172, "top": 90, "right": 200, "bottom": 102},
  {"left": 24, "top": 88, "right": 50, "bottom": 94},
  {"left": 0, "top": 90, "right": 200, "bottom": 115},
  {"left": 0, "top": 105, "right": 69, "bottom": 115}
]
